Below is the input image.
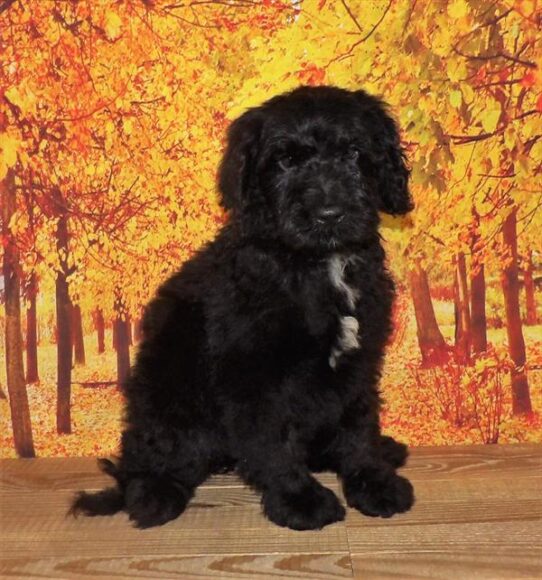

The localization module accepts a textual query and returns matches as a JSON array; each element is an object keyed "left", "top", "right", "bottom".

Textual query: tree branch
[
  {"left": 340, "top": 0, "right": 363, "bottom": 34},
  {"left": 359, "top": 0, "right": 392, "bottom": 42},
  {"left": 448, "top": 111, "right": 541, "bottom": 144},
  {"left": 327, "top": 0, "right": 392, "bottom": 66},
  {"left": 0, "top": 0, "right": 17, "bottom": 14},
  {"left": 452, "top": 47, "right": 537, "bottom": 69}
]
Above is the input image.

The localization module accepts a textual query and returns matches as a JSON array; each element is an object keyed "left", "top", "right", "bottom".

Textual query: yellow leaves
[
  {"left": 504, "top": 126, "right": 517, "bottom": 151},
  {"left": 2, "top": 0, "right": 542, "bottom": 460},
  {"left": 228, "top": 87, "right": 272, "bottom": 119},
  {"left": 104, "top": 119, "right": 116, "bottom": 150},
  {"left": 104, "top": 11, "right": 122, "bottom": 41},
  {"left": 85, "top": 164, "right": 96, "bottom": 177},
  {"left": 449, "top": 90, "right": 462, "bottom": 108},
  {"left": 4, "top": 84, "right": 36, "bottom": 116},
  {"left": 0, "top": 131, "right": 21, "bottom": 180},
  {"left": 446, "top": 58, "right": 468, "bottom": 83},
  {"left": 0, "top": 134, "right": 19, "bottom": 167},
  {"left": 447, "top": 0, "right": 470, "bottom": 19},
  {"left": 0, "top": 340, "right": 125, "bottom": 458},
  {"left": 349, "top": 52, "right": 373, "bottom": 80},
  {"left": 481, "top": 108, "right": 501, "bottom": 133},
  {"left": 430, "top": 20, "right": 455, "bottom": 57},
  {"left": 461, "top": 83, "right": 474, "bottom": 104},
  {"left": 123, "top": 118, "right": 134, "bottom": 135},
  {"left": 515, "top": 152, "right": 532, "bottom": 179},
  {"left": 515, "top": 0, "right": 538, "bottom": 18}
]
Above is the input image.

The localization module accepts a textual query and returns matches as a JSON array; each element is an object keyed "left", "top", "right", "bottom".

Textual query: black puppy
[{"left": 72, "top": 86, "right": 415, "bottom": 530}]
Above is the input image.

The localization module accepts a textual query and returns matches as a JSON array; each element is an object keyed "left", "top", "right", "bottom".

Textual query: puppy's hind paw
[{"left": 125, "top": 476, "right": 192, "bottom": 528}]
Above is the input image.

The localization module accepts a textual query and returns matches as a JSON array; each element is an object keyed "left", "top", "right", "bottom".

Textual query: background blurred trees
[{"left": 1, "top": 0, "right": 540, "bottom": 456}]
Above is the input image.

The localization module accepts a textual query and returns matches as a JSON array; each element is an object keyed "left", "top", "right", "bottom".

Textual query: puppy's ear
[
  {"left": 354, "top": 91, "right": 413, "bottom": 215},
  {"left": 218, "top": 109, "right": 262, "bottom": 211}
]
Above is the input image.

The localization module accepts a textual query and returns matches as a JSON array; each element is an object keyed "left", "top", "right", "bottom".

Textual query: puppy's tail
[
  {"left": 69, "top": 458, "right": 124, "bottom": 517},
  {"left": 70, "top": 487, "right": 124, "bottom": 517}
]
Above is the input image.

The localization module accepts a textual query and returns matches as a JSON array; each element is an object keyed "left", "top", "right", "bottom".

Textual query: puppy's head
[{"left": 218, "top": 86, "right": 413, "bottom": 251}]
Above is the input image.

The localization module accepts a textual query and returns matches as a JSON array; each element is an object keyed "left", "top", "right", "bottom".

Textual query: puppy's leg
[
  {"left": 217, "top": 340, "right": 346, "bottom": 530},
  {"left": 237, "top": 438, "right": 345, "bottom": 531},
  {"left": 72, "top": 426, "right": 211, "bottom": 528},
  {"left": 223, "top": 388, "right": 344, "bottom": 531},
  {"left": 120, "top": 427, "right": 211, "bottom": 528},
  {"left": 336, "top": 402, "right": 414, "bottom": 518},
  {"left": 72, "top": 296, "right": 214, "bottom": 528},
  {"left": 119, "top": 296, "right": 213, "bottom": 528}
]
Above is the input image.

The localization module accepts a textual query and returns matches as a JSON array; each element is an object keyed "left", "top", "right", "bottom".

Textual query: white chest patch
[{"left": 327, "top": 254, "right": 361, "bottom": 369}]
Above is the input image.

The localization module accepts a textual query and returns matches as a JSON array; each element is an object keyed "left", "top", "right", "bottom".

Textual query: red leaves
[
  {"left": 296, "top": 63, "right": 326, "bottom": 86},
  {"left": 498, "top": 67, "right": 511, "bottom": 82},
  {"left": 521, "top": 71, "right": 536, "bottom": 88}
]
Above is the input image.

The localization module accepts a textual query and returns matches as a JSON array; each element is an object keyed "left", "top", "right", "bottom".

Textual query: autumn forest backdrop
[{"left": 1, "top": 0, "right": 541, "bottom": 457}]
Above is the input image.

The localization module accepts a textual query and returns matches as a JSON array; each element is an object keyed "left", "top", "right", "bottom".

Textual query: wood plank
[
  {"left": 351, "top": 548, "right": 541, "bottom": 580},
  {"left": 346, "top": 495, "right": 542, "bottom": 533},
  {"left": 1, "top": 485, "right": 349, "bottom": 559},
  {"left": 400, "top": 443, "right": 542, "bottom": 481},
  {"left": 1, "top": 444, "right": 539, "bottom": 493},
  {"left": 411, "top": 475, "right": 540, "bottom": 502},
  {"left": 0, "top": 460, "right": 340, "bottom": 493},
  {"left": 0, "top": 554, "right": 353, "bottom": 580},
  {"left": 346, "top": 445, "right": 542, "bottom": 579},
  {"left": 2, "top": 509, "right": 349, "bottom": 559},
  {"left": 349, "top": 514, "right": 542, "bottom": 579},
  {"left": 2, "top": 477, "right": 539, "bottom": 522},
  {"left": 1, "top": 445, "right": 541, "bottom": 579}
]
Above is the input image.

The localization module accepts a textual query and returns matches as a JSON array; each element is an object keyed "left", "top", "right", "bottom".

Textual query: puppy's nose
[{"left": 315, "top": 205, "right": 343, "bottom": 221}]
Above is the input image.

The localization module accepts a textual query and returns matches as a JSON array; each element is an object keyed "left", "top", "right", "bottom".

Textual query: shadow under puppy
[{"left": 71, "top": 86, "right": 415, "bottom": 531}]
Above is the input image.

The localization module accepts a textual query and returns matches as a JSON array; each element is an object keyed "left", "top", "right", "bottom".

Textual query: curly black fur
[{"left": 71, "top": 86, "right": 415, "bottom": 531}]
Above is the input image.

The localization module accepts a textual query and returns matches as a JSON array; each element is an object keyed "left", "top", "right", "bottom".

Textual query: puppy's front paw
[
  {"left": 380, "top": 435, "right": 409, "bottom": 469},
  {"left": 344, "top": 470, "right": 414, "bottom": 518},
  {"left": 125, "top": 476, "right": 191, "bottom": 528},
  {"left": 263, "top": 482, "right": 345, "bottom": 531}
]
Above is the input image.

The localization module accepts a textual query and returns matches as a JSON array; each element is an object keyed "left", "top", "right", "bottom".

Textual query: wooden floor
[{"left": 1, "top": 444, "right": 541, "bottom": 579}]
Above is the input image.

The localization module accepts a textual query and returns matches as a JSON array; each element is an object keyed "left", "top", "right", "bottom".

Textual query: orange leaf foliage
[{"left": 1, "top": 0, "right": 541, "bottom": 457}]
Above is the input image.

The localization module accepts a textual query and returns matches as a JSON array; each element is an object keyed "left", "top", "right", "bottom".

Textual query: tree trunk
[
  {"left": 72, "top": 303, "right": 86, "bottom": 365},
  {"left": 26, "top": 273, "right": 39, "bottom": 383},
  {"left": 53, "top": 187, "right": 73, "bottom": 434},
  {"left": 114, "top": 294, "right": 131, "bottom": 387},
  {"left": 408, "top": 257, "right": 449, "bottom": 366},
  {"left": 501, "top": 207, "right": 532, "bottom": 415},
  {"left": 128, "top": 316, "right": 133, "bottom": 346},
  {"left": 470, "top": 261, "right": 488, "bottom": 354},
  {"left": 453, "top": 252, "right": 471, "bottom": 364},
  {"left": 134, "top": 317, "right": 143, "bottom": 343},
  {"left": 95, "top": 308, "right": 105, "bottom": 353},
  {"left": 524, "top": 250, "right": 538, "bottom": 325},
  {"left": 470, "top": 205, "right": 488, "bottom": 353},
  {"left": 1, "top": 168, "right": 35, "bottom": 457}
]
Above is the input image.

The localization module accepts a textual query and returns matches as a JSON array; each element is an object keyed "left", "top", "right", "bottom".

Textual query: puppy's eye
[{"left": 277, "top": 154, "right": 294, "bottom": 171}]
